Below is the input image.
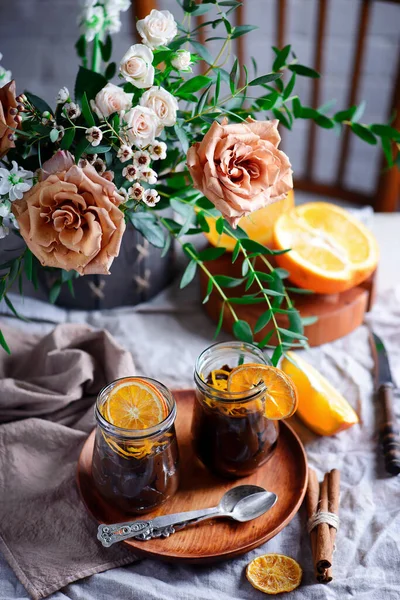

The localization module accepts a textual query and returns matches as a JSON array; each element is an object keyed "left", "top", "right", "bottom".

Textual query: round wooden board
[{"left": 77, "top": 389, "right": 308, "bottom": 564}]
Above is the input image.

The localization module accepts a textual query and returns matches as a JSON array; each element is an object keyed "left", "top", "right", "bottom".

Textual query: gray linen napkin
[{"left": 0, "top": 323, "right": 138, "bottom": 600}]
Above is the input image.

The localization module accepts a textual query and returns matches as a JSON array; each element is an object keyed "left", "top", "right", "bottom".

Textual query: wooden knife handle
[{"left": 379, "top": 384, "right": 400, "bottom": 476}]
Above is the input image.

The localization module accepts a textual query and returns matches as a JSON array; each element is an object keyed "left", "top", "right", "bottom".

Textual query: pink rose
[
  {"left": 187, "top": 117, "right": 293, "bottom": 228},
  {"left": 12, "top": 155, "right": 126, "bottom": 275}
]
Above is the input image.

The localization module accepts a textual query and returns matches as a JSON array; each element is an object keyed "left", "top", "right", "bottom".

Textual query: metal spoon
[{"left": 98, "top": 485, "right": 278, "bottom": 547}]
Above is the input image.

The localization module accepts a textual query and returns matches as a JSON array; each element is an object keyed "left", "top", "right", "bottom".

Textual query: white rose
[
  {"left": 171, "top": 50, "right": 193, "bottom": 72},
  {"left": 136, "top": 9, "right": 177, "bottom": 49},
  {"left": 123, "top": 106, "right": 159, "bottom": 148},
  {"left": 119, "top": 44, "right": 155, "bottom": 89},
  {"left": 90, "top": 83, "right": 133, "bottom": 119},
  {"left": 140, "top": 86, "right": 178, "bottom": 128}
]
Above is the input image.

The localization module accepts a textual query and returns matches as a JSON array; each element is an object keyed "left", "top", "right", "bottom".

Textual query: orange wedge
[
  {"left": 103, "top": 378, "right": 168, "bottom": 430},
  {"left": 204, "top": 191, "right": 295, "bottom": 251},
  {"left": 273, "top": 202, "right": 379, "bottom": 294},
  {"left": 227, "top": 363, "right": 298, "bottom": 420},
  {"left": 246, "top": 554, "right": 302, "bottom": 594},
  {"left": 281, "top": 352, "right": 359, "bottom": 436}
]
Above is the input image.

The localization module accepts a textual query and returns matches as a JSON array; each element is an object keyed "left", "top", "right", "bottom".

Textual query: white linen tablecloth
[{"left": 1, "top": 209, "right": 400, "bottom": 600}]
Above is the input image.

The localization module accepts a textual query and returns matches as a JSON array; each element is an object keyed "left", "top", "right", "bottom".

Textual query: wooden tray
[
  {"left": 199, "top": 251, "right": 376, "bottom": 347},
  {"left": 77, "top": 390, "right": 308, "bottom": 564}
]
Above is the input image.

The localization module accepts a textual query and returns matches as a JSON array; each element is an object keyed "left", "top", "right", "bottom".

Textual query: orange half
[
  {"left": 227, "top": 363, "right": 298, "bottom": 420},
  {"left": 246, "top": 554, "right": 302, "bottom": 594},
  {"left": 103, "top": 378, "right": 168, "bottom": 430},
  {"left": 273, "top": 202, "right": 379, "bottom": 293}
]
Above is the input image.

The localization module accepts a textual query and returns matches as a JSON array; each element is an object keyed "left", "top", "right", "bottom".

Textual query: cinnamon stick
[
  {"left": 325, "top": 469, "right": 341, "bottom": 582},
  {"left": 315, "top": 474, "right": 332, "bottom": 573},
  {"left": 305, "top": 468, "right": 320, "bottom": 564}
]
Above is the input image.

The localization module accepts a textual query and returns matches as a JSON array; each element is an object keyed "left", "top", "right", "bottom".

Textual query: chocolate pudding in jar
[
  {"left": 92, "top": 377, "right": 179, "bottom": 514},
  {"left": 192, "top": 342, "right": 279, "bottom": 479}
]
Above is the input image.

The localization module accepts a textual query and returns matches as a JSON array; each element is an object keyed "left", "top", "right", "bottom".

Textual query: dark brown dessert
[
  {"left": 192, "top": 366, "right": 279, "bottom": 478},
  {"left": 92, "top": 428, "right": 179, "bottom": 514}
]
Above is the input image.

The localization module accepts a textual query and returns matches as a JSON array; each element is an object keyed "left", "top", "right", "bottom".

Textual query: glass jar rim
[
  {"left": 194, "top": 340, "right": 268, "bottom": 403},
  {"left": 95, "top": 376, "right": 177, "bottom": 439}
]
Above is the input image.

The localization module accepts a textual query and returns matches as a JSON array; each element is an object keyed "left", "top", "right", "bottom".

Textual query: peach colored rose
[
  {"left": 0, "top": 80, "right": 19, "bottom": 158},
  {"left": 12, "top": 155, "right": 126, "bottom": 275},
  {"left": 187, "top": 117, "right": 293, "bottom": 228}
]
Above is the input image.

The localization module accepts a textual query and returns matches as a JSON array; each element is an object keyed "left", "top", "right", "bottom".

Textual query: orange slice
[
  {"left": 246, "top": 554, "right": 302, "bottom": 594},
  {"left": 281, "top": 351, "right": 359, "bottom": 436},
  {"left": 103, "top": 378, "right": 168, "bottom": 430},
  {"left": 204, "top": 191, "right": 294, "bottom": 251},
  {"left": 273, "top": 202, "right": 379, "bottom": 294},
  {"left": 227, "top": 363, "right": 298, "bottom": 420}
]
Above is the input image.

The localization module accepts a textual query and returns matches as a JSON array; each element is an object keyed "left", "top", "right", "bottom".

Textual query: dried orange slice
[
  {"left": 103, "top": 378, "right": 168, "bottom": 430},
  {"left": 246, "top": 554, "right": 302, "bottom": 594},
  {"left": 227, "top": 363, "right": 298, "bottom": 420}
]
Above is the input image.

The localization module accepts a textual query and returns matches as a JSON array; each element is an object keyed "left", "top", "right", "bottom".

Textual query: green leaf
[
  {"left": 214, "top": 302, "right": 226, "bottom": 339},
  {"left": 4, "top": 295, "right": 29, "bottom": 322},
  {"left": 289, "top": 64, "right": 320, "bottom": 78},
  {"left": 314, "top": 114, "right": 334, "bottom": 129},
  {"left": 241, "top": 239, "right": 272, "bottom": 254},
  {"left": 215, "top": 217, "right": 224, "bottom": 235},
  {"left": 381, "top": 136, "right": 394, "bottom": 168},
  {"left": 190, "top": 3, "right": 213, "bottom": 15},
  {"left": 174, "top": 123, "right": 189, "bottom": 153},
  {"left": 334, "top": 105, "right": 357, "bottom": 122},
  {"left": 352, "top": 101, "right": 366, "bottom": 123},
  {"left": 24, "top": 250, "right": 33, "bottom": 281},
  {"left": 258, "top": 329, "right": 274, "bottom": 349},
  {"left": 60, "top": 127, "right": 75, "bottom": 150},
  {"left": 75, "top": 35, "right": 87, "bottom": 59},
  {"left": 180, "top": 260, "right": 197, "bottom": 288},
  {"left": 241, "top": 259, "right": 249, "bottom": 277},
  {"left": 161, "top": 233, "right": 172, "bottom": 258},
  {"left": 0, "top": 330, "right": 11, "bottom": 354},
  {"left": 283, "top": 72, "right": 296, "bottom": 100},
  {"left": 25, "top": 92, "right": 53, "bottom": 116},
  {"left": 286, "top": 286, "right": 314, "bottom": 295},
  {"left": 49, "top": 281, "right": 62, "bottom": 304},
  {"left": 248, "top": 73, "right": 282, "bottom": 87},
  {"left": 129, "top": 212, "right": 165, "bottom": 248},
  {"left": 75, "top": 66, "right": 107, "bottom": 101},
  {"left": 85, "top": 144, "right": 111, "bottom": 154},
  {"left": 177, "top": 75, "right": 212, "bottom": 95},
  {"left": 105, "top": 62, "right": 117, "bottom": 80},
  {"left": 214, "top": 70, "right": 221, "bottom": 105},
  {"left": 100, "top": 35, "right": 112, "bottom": 62},
  {"left": 273, "top": 45, "right": 291, "bottom": 72},
  {"left": 198, "top": 247, "right": 226, "bottom": 261},
  {"left": 351, "top": 123, "right": 377, "bottom": 145},
  {"left": 214, "top": 275, "right": 244, "bottom": 288},
  {"left": 287, "top": 308, "right": 304, "bottom": 336},
  {"left": 233, "top": 319, "right": 253, "bottom": 343},
  {"left": 190, "top": 40, "right": 213, "bottom": 64},
  {"left": 81, "top": 92, "right": 95, "bottom": 127},
  {"left": 277, "top": 327, "right": 308, "bottom": 340},
  {"left": 254, "top": 309, "right": 272, "bottom": 333},
  {"left": 230, "top": 58, "right": 239, "bottom": 93},
  {"left": 273, "top": 108, "right": 292, "bottom": 130},
  {"left": 261, "top": 289, "right": 285, "bottom": 297},
  {"left": 232, "top": 241, "right": 241, "bottom": 263},
  {"left": 203, "top": 278, "right": 214, "bottom": 304},
  {"left": 370, "top": 124, "right": 400, "bottom": 142},
  {"left": 197, "top": 211, "right": 210, "bottom": 233},
  {"left": 231, "top": 25, "right": 258, "bottom": 39},
  {"left": 271, "top": 344, "right": 283, "bottom": 366},
  {"left": 74, "top": 137, "right": 90, "bottom": 162},
  {"left": 229, "top": 296, "right": 265, "bottom": 305},
  {"left": 301, "top": 316, "right": 318, "bottom": 326}
]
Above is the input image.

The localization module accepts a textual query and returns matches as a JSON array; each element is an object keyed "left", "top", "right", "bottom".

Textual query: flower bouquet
[{"left": 0, "top": 0, "right": 398, "bottom": 360}]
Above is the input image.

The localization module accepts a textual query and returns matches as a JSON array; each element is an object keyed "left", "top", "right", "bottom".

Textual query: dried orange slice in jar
[
  {"left": 246, "top": 554, "right": 302, "bottom": 594},
  {"left": 227, "top": 363, "right": 298, "bottom": 420},
  {"left": 103, "top": 377, "right": 169, "bottom": 430}
]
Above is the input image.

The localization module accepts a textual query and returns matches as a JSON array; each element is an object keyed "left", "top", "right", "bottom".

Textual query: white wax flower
[
  {"left": 139, "top": 168, "right": 157, "bottom": 185},
  {"left": 119, "top": 44, "right": 155, "bottom": 89},
  {"left": 136, "top": 9, "right": 177, "bottom": 49},
  {"left": 149, "top": 141, "right": 167, "bottom": 161},
  {"left": 128, "top": 182, "right": 145, "bottom": 201},
  {"left": 143, "top": 188, "right": 160, "bottom": 207},
  {"left": 117, "top": 144, "right": 133, "bottom": 162},
  {"left": 0, "top": 161, "right": 34, "bottom": 202},
  {"left": 85, "top": 126, "right": 103, "bottom": 146},
  {"left": 132, "top": 150, "right": 151, "bottom": 169},
  {"left": 56, "top": 87, "right": 70, "bottom": 104}
]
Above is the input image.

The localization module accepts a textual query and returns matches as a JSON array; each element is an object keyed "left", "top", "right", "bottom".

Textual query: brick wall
[{"left": 0, "top": 0, "right": 399, "bottom": 196}]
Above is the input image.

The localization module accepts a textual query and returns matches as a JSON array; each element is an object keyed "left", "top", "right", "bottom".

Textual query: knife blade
[{"left": 370, "top": 332, "right": 400, "bottom": 476}]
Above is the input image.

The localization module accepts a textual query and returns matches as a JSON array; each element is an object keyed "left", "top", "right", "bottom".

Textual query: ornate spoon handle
[{"left": 98, "top": 506, "right": 221, "bottom": 547}]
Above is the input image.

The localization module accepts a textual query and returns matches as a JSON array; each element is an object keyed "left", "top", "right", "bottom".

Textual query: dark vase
[{"left": 1, "top": 224, "right": 175, "bottom": 310}]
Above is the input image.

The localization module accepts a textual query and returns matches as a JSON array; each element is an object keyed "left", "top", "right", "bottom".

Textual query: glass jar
[
  {"left": 192, "top": 341, "right": 279, "bottom": 479},
  {"left": 92, "top": 377, "right": 179, "bottom": 514}
]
